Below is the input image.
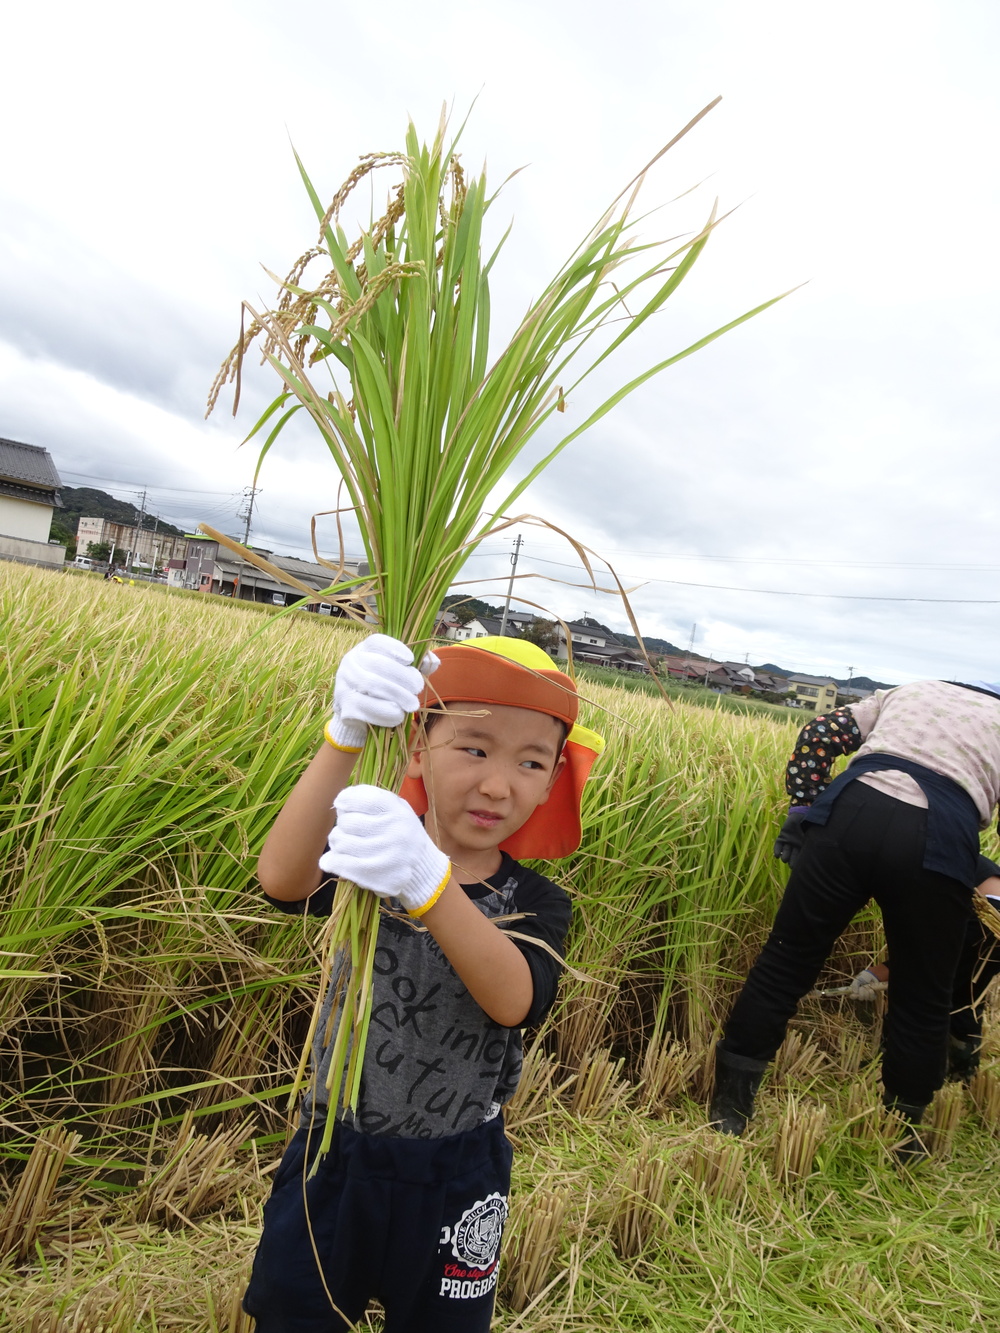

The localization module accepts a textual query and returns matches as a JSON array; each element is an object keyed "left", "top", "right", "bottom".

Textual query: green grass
[
  {"left": 3, "top": 561, "right": 999, "bottom": 1331},
  {"left": 574, "top": 664, "right": 804, "bottom": 720}
]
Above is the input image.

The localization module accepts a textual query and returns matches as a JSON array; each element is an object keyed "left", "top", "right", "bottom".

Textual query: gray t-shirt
[{"left": 266, "top": 854, "right": 571, "bottom": 1138}]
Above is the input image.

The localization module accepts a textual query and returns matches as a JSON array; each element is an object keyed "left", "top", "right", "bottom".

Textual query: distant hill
[
  {"left": 59, "top": 486, "right": 185, "bottom": 538},
  {"left": 753, "top": 664, "right": 895, "bottom": 691},
  {"left": 616, "top": 633, "right": 686, "bottom": 656},
  {"left": 833, "top": 675, "right": 894, "bottom": 692},
  {"left": 440, "top": 594, "right": 507, "bottom": 620}
]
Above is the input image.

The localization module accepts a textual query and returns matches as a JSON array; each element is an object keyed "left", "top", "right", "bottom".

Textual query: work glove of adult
[
  {"left": 773, "top": 806, "right": 811, "bottom": 867},
  {"left": 848, "top": 967, "right": 888, "bottom": 1000},
  {"left": 319, "top": 785, "right": 451, "bottom": 917},
  {"left": 326, "top": 634, "right": 440, "bottom": 752}
]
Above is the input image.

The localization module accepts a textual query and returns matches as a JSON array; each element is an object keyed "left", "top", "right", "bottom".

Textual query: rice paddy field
[{"left": 5, "top": 560, "right": 1000, "bottom": 1332}]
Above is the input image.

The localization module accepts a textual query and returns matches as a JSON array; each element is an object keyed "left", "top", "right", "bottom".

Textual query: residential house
[
  {"left": 662, "top": 654, "right": 728, "bottom": 685},
  {"left": 716, "top": 662, "right": 760, "bottom": 695},
  {"left": 555, "top": 617, "right": 649, "bottom": 673},
  {"left": 441, "top": 614, "right": 524, "bottom": 642},
  {"left": 0, "top": 437, "right": 65, "bottom": 567},
  {"left": 167, "top": 538, "right": 371, "bottom": 613},
  {"left": 788, "top": 674, "right": 838, "bottom": 711},
  {"left": 754, "top": 671, "right": 791, "bottom": 696}
]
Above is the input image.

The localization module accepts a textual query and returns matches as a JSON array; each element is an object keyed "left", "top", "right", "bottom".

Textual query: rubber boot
[
  {"left": 885, "top": 1096, "right": 929, "bottom": 1164},
  {"left": 946, "top": 1034, "right": 980, "bottom": 1084},
  {"left": 709, "top": 1046, "right": 768, "bottom": 1136}
]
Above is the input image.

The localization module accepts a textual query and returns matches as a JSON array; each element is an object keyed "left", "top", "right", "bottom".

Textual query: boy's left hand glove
[{"left": 318, "top": 785, "right": 451, "bottom": 917}]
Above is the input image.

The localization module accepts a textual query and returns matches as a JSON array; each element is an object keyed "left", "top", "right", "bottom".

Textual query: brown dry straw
[
  {"left": 973, "top": 892, "right": 1000, "bottom": 940},
  {"left": 773, "top": 1095, "right": 828, "bottom": 1184},
  {"left": 567, "top": 1048, "right": 629, "bottom": 1118},
  {"left": 612, "top": 1138, "right": 674, "bottom": 1258},
  {"left": 683, "top": 1127, "right": 746, "bottom": 1203},
  {"left": 128, "top": 1113, "right": 252, "bottom": 1227},
  {"left": 927, "top": 1081, "right": 964, "bottom": 1158},
  {"left": 772, "top": 1029, "right": 828, "bottom": 1086},
  {"left": 638, "top": 1033, "right": 700, "bottom": 1115},
  {"left": 0, "top": 1124, "right": 81, "bottom": 1259},
  {"left": 503, "top": 1184, "right": 570, "bottom": 1313},
  {"left": 970, "top": 1068, "right": 1000, "bottom": 1129}
]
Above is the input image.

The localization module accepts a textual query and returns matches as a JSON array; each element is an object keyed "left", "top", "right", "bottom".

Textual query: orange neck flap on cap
[{"left": 398, "top": 639, "right": 603, "bottom": 860}]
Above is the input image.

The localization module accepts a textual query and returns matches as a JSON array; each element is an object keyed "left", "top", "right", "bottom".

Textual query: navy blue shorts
[{"left": 243, "top": 1112, "right": 513, "bottom": 1332}]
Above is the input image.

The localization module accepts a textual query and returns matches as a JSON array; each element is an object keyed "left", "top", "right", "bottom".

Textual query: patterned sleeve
[{"left": 785, "top": 707, "right": 863, "bottom": 804}]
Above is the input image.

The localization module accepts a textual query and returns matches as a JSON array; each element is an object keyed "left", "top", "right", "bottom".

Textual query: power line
[
  {"left": 60, "top": 469, "right": 238, "bottom": 497},
  {"left": 465, "top": 539, "right": 1000, "bottom": 575},
  {"left": 506, "top": 554, "right": 1000, "bottom": 604}
]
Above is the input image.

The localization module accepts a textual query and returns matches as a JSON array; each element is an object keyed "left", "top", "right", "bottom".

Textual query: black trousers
[
  {"left": 243, "top": 1113, "right": 512, "bottom": 1333},
  {"left": 723, "top": 782, "right": 973, "bottom": 1107}
]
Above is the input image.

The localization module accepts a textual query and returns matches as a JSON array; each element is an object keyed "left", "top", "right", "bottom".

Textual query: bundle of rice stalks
[
  {"left": 567, "top": 1048, "right": 629, "bottom": 1118},
  {"left": 772, "top": 1095, "right": 828, "bottom": 1184},
  {"left": 682, "top": 1127, "right": 746, "bottom": 1203},
  {"left": 927, "top": 1081, "right": 964, "bottom": 1158},
  {"left": 637, "top": 1033, "right": 700, "bottom": 1115},
  {"left": 772, "top": 1029, "right": 828, "bottom": 1087},
  {"left": 844, "top": 1080, "right": 883, "bottom": 1141},
  {"left": 612, "top": 1137, "right": 673, "bottom": 1258},
  {"left": 0, "top": 1125, "right": 80, "bottom": 1260},
  {"left": 970, "top": 1068, "right": 1000, "bottom": 1131},
  {"left": 503, "top": 1184, "right": 570, "bottom": 1313},
  {"left": 836, "top": 1028, "right": 869, "bottom": 1077},
  {"left": 208, "top": 106, "right": 784, "bottom": 1141},
  {"left": 128, "top": 1113, "right": 252, "bottom": 1227},
  {"left": 505, "top": 1038, "right": 575, "bottom": 1131}
]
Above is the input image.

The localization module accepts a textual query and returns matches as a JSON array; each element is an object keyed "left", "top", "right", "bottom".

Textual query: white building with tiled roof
[{"left": 0, "top": 437, "right": 65, "bottom": 566}]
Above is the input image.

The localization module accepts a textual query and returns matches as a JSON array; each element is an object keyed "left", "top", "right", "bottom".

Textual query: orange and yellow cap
[{"left": 399, "top": 636, "right": 604, "bottom": 859}]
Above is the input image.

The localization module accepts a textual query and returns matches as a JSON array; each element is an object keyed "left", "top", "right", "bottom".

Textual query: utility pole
[
  {"left": 127, "top": 489, "right": 147, "bottom": 571},
  {"left": 498, "top": 534, "right": 523, "bottom": 637},
  {"left": 239, "top": 486, "right": 260, "bottom": 548},
  {"left": 236, "top": 487, "right": 261, "bottom": 604}
]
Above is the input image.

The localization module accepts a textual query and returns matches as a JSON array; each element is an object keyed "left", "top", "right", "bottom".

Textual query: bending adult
[{"left": 710, "top": 679, "right": 1000, "bottom": 1156}]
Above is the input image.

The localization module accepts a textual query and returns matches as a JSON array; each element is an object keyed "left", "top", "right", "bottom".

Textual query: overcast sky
[{"left": 3, "top": 0, "right": 999, "bottom": 683}]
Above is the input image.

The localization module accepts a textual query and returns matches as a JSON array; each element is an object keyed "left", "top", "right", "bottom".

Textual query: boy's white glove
[
  {"left": 319, "top": 785, "right": 452, "bottom": 918},
  {"left": 326, "top": 635, "right": 440, "bottom": 752},
  {"left": 848, "top": 967, "right": 888, "bottom": 1000}
]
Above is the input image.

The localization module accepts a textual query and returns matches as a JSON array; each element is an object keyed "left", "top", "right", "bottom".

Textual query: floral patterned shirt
[
  {"left": 785, "top": 681, "right": 1000, "bottom": 828},
  {"left": 785, "top": 707, "right": 862, "bottom": 804}
]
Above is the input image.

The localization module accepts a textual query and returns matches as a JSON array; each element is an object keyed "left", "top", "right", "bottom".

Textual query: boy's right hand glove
[
  {"left": 848, "top": 967, "right": 888, "bottom": 1000},
  {"left": 326, "top": 634, "right": 439, "bottom": 752},
  {"left": 319, "top": 785, "right": 452, "bottom": 918},
  {"left": 773, "top": 806, "right": 811, "bottom": 867}
]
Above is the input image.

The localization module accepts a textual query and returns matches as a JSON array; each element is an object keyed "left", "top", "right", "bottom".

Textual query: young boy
[{"left": 243, "top": 633, "right": 602, "bottom": 1332}]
